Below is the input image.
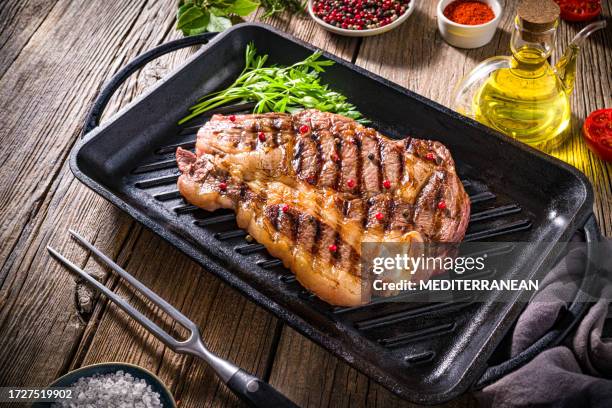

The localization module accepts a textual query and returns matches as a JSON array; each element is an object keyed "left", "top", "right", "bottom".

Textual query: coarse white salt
[{"left": 52, "top": 370, "right": 164, "bottom": 408}]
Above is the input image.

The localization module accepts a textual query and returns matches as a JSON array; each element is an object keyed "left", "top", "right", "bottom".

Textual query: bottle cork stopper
[{"left": 518, "top": 0, "right": 560, "bottom": 32}]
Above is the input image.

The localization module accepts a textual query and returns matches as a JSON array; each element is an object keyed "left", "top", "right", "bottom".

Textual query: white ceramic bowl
[
  {"left": 308, "top": 0, "right": 418, "bottom": 37},
  {"left": 437, "top": 0, "right": 502, "bottom": 48}
]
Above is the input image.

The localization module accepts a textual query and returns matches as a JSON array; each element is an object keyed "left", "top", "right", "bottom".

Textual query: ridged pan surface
[{"left": 70, "top": 24, "right": 594, "bottom": 404}]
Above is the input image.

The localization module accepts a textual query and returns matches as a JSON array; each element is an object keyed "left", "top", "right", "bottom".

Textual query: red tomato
[
  {"left": 583, "top": 109, "right": 612, "bottom": 162},
  {"left": 554, "top": 0, "right": 602, "bottom": 22}
]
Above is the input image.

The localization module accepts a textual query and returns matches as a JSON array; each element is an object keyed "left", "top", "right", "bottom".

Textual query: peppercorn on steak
[{"left": 176, "top": 110, "right": 470, "bottom": 306}]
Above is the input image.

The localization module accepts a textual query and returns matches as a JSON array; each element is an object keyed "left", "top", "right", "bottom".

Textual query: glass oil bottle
[{"left": 453, "top": 0, "right": 606, "bottom": 147}]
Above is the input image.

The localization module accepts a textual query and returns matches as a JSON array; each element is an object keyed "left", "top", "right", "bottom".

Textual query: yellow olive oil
[{"left": 472, "top": 47, "right": 572, "bottom": 146}]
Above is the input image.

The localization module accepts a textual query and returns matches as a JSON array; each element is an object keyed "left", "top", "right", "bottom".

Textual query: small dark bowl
[{"left": 32, "top": 362, "right": 176, "bottom": 407}]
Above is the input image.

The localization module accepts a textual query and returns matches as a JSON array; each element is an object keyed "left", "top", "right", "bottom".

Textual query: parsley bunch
[{"left": 179, "top": 44, "right": 365, "bottom": 124}]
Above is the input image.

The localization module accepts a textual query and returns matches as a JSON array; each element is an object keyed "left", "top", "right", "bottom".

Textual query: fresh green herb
[
  {"left": 260, "top": 0, "right": 306, "bottom": 18},
  {"left": 176, "top": 0, "right": 305, "bottom": 36},
  {"left": 180, "top": 44, "right": 365, "bottom": 124},
  {"left": 176, "top": 0, "right": 259, "bottom": 35}
]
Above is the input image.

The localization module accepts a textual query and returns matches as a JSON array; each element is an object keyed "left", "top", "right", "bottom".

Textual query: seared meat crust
[{"left": 177, "top": 110, "right": 470, "bottom": 306}]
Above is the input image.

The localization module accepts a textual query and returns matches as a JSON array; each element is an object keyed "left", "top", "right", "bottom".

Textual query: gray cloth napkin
[{"left": 476, "top": 240, "right": 612, "bottom": 408}]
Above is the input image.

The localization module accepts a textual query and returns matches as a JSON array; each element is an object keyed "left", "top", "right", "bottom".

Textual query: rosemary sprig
[{"left": 179, "top": 43, "right": 366, "bottom": 124}]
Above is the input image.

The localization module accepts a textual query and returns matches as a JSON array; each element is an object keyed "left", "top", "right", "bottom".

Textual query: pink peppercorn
[{"left": 313, "top": 0, "right": 411, "bottom": 30}]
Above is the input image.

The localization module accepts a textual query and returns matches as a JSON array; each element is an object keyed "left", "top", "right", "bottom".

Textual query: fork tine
[
  {"left": 47, "top": 245, "right": 180, "bottom": 349},
  {"left": 68, "top": 229, "right": 196, "bottom": 331}
]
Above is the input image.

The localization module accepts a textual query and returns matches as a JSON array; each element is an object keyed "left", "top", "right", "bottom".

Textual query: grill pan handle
[
  {"left": 227, "top": 369, "right": 299, "bottom": 408},
  {"left": 473, "top": 214, "right": 601, "bottom": 389},
  {"left": 82, "top": 32, "right": 218, "bottom": 136}
]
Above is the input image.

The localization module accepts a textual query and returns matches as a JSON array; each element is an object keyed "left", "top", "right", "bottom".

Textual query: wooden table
[{"left": 0, "top": 1, "right": 610, "bottom": 407}]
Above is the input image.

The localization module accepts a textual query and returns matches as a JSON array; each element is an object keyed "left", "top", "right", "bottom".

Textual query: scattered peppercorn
[
  {"left": 258, "top": 131, "right": 266, "bottom": 142},
  {"left": 383, "top": 179, "right": 391, "bottom": 189},
  {"left": 312, "top": 0, "right": 412, "bottom": 30},
  {"left": 329, "top": 244, "right": 338, "bottom": 252},
  {"left": 219, "top": 182, "right": 227, "bottom": 191},
  {"left": 375, "top": 212, "right": 384, "bottom": 221},
  {"left": 437, "top": 201, "right": 447, "bottom": 210},
  {"left": 229, "top": 114, "right": 236, "bottom": 122},
  {"left": 281, "top": 204, "right": 289, "bottom": 213},
  {"left": 299, "top": 124, "right": 310, "bottom": 134},
  {"left": 347, "top": 179, "right": 356, "bottom": 188},
  {"left": 426, "top": 152, "right": 436, "bottom": 161},
  {"left": 331, "top": 153, "right": 340, "bottom": 162}
]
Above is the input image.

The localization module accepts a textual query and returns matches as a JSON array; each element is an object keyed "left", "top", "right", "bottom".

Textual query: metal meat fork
[{"left": 48, "top": 229, "right": 297, "bottom": 408}]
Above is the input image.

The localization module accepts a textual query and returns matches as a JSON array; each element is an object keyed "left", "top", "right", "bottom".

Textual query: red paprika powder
[{"left": 443, "top": 0, "right": 495, "bottom": 25}]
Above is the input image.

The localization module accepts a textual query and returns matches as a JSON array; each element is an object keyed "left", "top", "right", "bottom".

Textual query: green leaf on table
[
  {"left": 207, "top": 13, "right": 233, "bottom": 32},
  {"left": 209, "top": 6, "right": 229, "bottom": 17},
  {"left": 185, "top": 23, "right": 211, "bottom": 36},
  {"left": 177, "top": 2, "right": 192, "bottom": 19},
  {"left": 177, "top": 5, "right": 204, "bottom": 29},
  {"left": 226, "top": 0, "right": 260, "bottom": 16},
  {"left": 177, "top": 5, "right": 211, "bottom": 35}
]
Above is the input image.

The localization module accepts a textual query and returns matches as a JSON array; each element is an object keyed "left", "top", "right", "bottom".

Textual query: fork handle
[{"left": 226, "top": 369, "right": 298, "bottom": 408}]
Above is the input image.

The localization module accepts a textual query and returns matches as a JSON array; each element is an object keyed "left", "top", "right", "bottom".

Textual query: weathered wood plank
[
  {"left": 0, "top": 0, "right": 160, "bottom": 384},
  {"left": 250, "top": 8, "right": 359, "bottom": 61},
  {"left": 0, "top": 171, "right": 136, "bottom": 386},
  {"left": 357, "top": 1, "right": 518, "bottom": 104},
  {"left": 0, "top": 0, "right": 59, "bottom": 79},
  {"left": 0, "top": 0, "right": 145, "bottom": 287},
  {"left": 546, "top": 3, "right": 612, "bottom": 236}
]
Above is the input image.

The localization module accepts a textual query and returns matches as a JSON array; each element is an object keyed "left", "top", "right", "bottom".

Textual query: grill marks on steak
[
  {"left": 317, "top": 129, "right": 338, "bottom": 188},
  {"left": 381, "top": 140, "right": 403, "bottom": 191},
  {"left": 361, "top": 132, "right": 382, "bottom": 194},
  {"left": 177, "top": 110, "right": 470, "bottom": 306}
]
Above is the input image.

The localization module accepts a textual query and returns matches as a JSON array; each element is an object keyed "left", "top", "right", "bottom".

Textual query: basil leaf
[
  {"left": 207, "top": 13, "right": 233, "bottom": 32},
  {"left": 177, "top": 5, "right": 210, "bottom": 33},
  {"left": 209, "top": 6, "right": 229, "bottom": 17},
  {"left": 226, "top": 0, "right": 260, "bottom": 16},
  {"left": 177, "top": 5, "right": 201, "bottom": 28},
  {"left": 185, "top": 22, "right": 210, "bottom": 36},
  {"left": 177, "top": 2, "right": 193, "bottom": 19}
]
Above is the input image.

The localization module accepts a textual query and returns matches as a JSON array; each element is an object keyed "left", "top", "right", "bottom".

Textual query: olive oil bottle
[
  {"left": 473, "top": 46, "right": 571, "bottom": 145},
  {"left": 453, "top": 0, "right": 606, "bottom": 147}
]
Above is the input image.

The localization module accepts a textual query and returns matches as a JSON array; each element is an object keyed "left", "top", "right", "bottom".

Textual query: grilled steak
[{"left": 176, "top": 110, "right": 470, "bottom": 306}]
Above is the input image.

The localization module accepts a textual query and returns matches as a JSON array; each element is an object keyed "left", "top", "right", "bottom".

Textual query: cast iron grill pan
[{"left": 71, "top": 24, "right": 599, "bottom": 404}]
